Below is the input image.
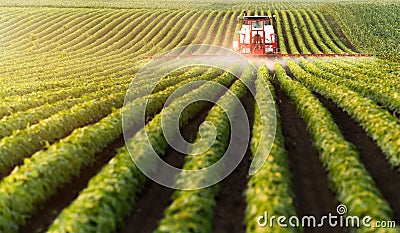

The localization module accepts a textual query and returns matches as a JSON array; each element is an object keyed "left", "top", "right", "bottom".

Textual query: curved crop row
[
  {"left": 299, "top": 10, "right": 344, "bottom": 54},
  {"left": 291, "top": 10, "right": 319, "bottom": 54},
  {"left": 1, "top": 9, "right": 209, "bottom": 98},
  {"left": 0, "top": 91, "right": 125, "bottom": 174},
  {"left": 0, "top": 8, "right": 189, "bottom": 73},
  {"left": 277, "top": 62, "right": 397, "bottom": 233},
  {"left": 222, "top": 10, "right": 241, "bottom": 48},
  {"left": 154, "top": 65, "right": 254, "bottom": 233},
  {"left": 0, "top": 66, "right": 224, "bottom": 233},
  {"left": 323, "top": 58, "right": 400, "bottom": 87},
  {"left": 0, "top": 64, "right": 203, "bottom": 141},
  {"left": 46, "top": 67, "right": 238, "bottom": 233},
  {"left": 0, "top": 69, "right": 132, "bottom": 98},
  {"left": 297, "top": 10, "right": 333, "bottom": 54},
  {"left": 321, "top": 3, "right": 400, "bottom": 60},
  {"left": 0, "top": 72, "right": 133, "bottom": 119},
  {"left": 273, "top": 10, "right": 288, "bottom": 54},
  {"left": 288, "top": 59, "right": 400, "bottom": 174},
  {"left": 245, "top": 66, "right": 298, "bottom": 233},
  {"left": 0, "top": 82, "right": 128, "bottom": 139},
  {"left": 211, "top": 10, "right": 232, "bottom": 47},
  {"left": 310, "top": 9, "right": 354, "bottom": 54},
  {"left": 271, "top": 9, "right": 354, "bottom": 55},
  {"left": 0, "top": 63, "right": 211, "bottom": 174},
  {"left": 286, "top": 10, "right": 311, "bottom": 54},
  {"left": 302, "top": 59, "right": 400, "bottom": 114},
  {"left": 279, "top": 10, "right": 299, "bottom": 54},
  {"left": 19, "top": 11, "right": 110, "bottom": 50}
]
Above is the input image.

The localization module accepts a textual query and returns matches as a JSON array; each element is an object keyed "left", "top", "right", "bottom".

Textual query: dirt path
[{"left": 212, "top": 82, "right": 255, "bottom": 233}]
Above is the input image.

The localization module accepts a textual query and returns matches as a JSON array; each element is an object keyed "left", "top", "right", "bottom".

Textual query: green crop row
[
  {"left": 0, "top": 65, "right": 206, "bottom": 160},
  {"left": 0, "top": 107, "right": 124, "bottom": 233},
  {"left": 277, "top": 62, "right": 398, "bottom": 233},
  {"left": 286, "top": 10, "right": 311, "bottom": 54},
  {"left": 0, "top": 74, "right": 130, "bottom": 119},
  {"left": 321, "top": 3, "right": 400, "bottom": 60},
  {"left": 196, "top": 10, "right": 225, "bottom": 54},
  {"left": 300, "top": 59, "right": 400, "bottom": 114},
  {"left": 0, "top": 69, "right": 130, "bottom": 96},
  {"left": 175, "top": 11, "right": 208, "bottom": 48},
  {"left": 210, "top": 10, "right": 232, "bottom": 48},
  {"left": 147, "top": 11, "right": 198, "bottom": 54},
  {"left": 288, "top": 59, "right": 400, "bottom": 170},
  {"left": 271, "top": 9, "right": 355, "bottom": 55},
  {"left": 54, "top": 11, "right": 125, "bottom": 51},
  {"left": 273, "top": 10, "right": 287, "bottom": 54},
  {"left": 222, "top": 10, "right": 241, "bottom": 48},
  {"left": 301, "top": 10, "right": 346, "bottom": 54},
  {"left": 0, "top": 8, "right": 193, "bottom": 77},
  {"left": 154, "top": 65, "right": 254, "bottom": 233},
  {"left": 323, "top": 58, "right": 400, "bottom": 87},
  {"left": 279, "top": 11, "right": 299, "bottom": 54},
  {"left": 47, "top": 66, "right": 239, "bottom": 233},
  {"left": 244, "top": 66, "right": 298, "bottom": 233},
  {"left": 17, "top": 10, "right": 105, "bottom": 50},
  {"left": 0, "top": 81, "right": 130, "bottom": 139},
  {"left": 310, "top": 9, "right": 354, "bottom": 54},
  {"left": 0, "top": 66, "right": 224, "bottom": 233},
  {"left": 296, "top": 10, "right": 333, "bottom": 54},
  {"left": 0, "top": 92, "right": 125, "bottom": 174},
  {"left": 291, "top": 10, "right": 319, "bottom": 54}
]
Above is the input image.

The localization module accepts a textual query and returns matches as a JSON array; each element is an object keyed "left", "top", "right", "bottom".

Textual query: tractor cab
[{"left": 233, "top": 15, "right": 278, "bottom": 55}]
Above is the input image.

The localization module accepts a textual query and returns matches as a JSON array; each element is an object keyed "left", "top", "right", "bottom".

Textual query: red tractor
[{"left": 233, "top": 15, "right": 278, "bottom": 55}]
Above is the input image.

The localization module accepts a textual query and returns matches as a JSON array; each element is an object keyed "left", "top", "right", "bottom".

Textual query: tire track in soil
[
  {"left": 119, "top": 102, "right": 214, "bottom": 233},
  {"left": 212, "top": 82, "right": 255, "bottom": 233},
  {"left": 273, "top": 80, "right": 345, "bottom": 233},
  {"left": 19, "top": 135, "right": 126, "bottom": 233},
  {"left": 315, "top": 92, "right": 400, "bottom": 224}
]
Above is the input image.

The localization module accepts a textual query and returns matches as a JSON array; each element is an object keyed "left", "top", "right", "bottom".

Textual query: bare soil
[{"left": 212, "top": 82, "right": 255, "bottom": 233}]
